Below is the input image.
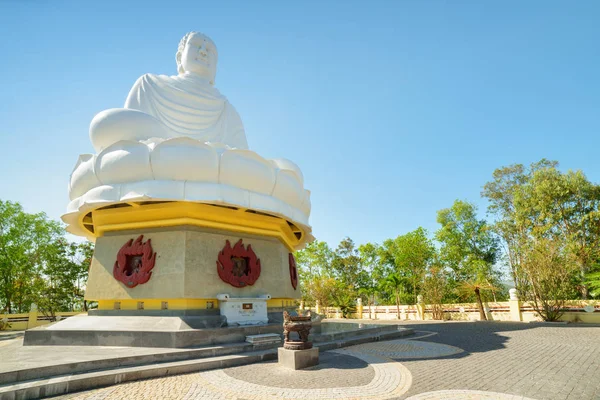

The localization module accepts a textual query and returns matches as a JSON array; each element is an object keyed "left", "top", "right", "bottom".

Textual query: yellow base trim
[
  {"left": 82, "top": 201, "right": 305, "bottom": 251},
  {"left": 267, "top": 298, "right": 299, "bottom": 308},
  {"left": 97, "top": 299, "right": 219, "bottom": 311},
  {"left": 96, "top": 298, "right": 298, "bottom": 311}
]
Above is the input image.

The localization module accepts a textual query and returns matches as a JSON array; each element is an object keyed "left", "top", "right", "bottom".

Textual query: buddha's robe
[
  {"left": 90, "top": 73, "right": 248, "bottom": 152},
  {"left": 125, "top": 73, "right": 248, "bottom": 149}
]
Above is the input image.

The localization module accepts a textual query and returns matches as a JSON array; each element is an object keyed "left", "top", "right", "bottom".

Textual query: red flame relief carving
[
  {"left": 216, "top": 239, "right": 261, "bottom": 287},
  {"left": 113, "top": 235, "right": 156, "bottom": 288},
  {"left": 289, "top": 253, "right": 298, "bottom": 290}
]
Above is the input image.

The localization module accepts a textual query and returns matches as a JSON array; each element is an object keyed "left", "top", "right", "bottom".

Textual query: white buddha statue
[{"left": 89, "top": 31, "right": 248, "bottom": 152}]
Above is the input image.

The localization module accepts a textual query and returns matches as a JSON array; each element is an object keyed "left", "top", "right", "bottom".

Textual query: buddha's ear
[{"left": 175, "top": 51, "right": 183, "bottom": 74}]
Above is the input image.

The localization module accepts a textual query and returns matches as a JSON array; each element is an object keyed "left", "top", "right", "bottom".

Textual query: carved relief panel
[{"left": 113, "top": 235, "right": 156, "bottom": 288}]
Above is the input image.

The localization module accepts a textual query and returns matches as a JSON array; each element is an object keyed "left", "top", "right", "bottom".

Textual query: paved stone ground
[
  {"left": 396, "top": 321, "right": 600, "bottom": 400},
  {"left": 49, "top": 321, "right": 600, "bottom": 399}
]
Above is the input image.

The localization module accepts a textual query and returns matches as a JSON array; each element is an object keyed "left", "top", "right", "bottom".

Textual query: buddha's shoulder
[{"left": 132, "top": 73, "right": 176, "bottom": 86}]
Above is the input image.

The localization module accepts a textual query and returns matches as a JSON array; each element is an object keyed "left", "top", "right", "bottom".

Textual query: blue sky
[{"left": 1, "top": 1, "right": 599, "bottom": 248}]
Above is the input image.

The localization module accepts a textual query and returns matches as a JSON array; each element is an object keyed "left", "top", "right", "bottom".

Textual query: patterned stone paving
[
  {"left": 53, "top": 321, "right": 600, "bottom": 400},
  {"left": 346, "top": 338, "right": 463, "bottom": 359},
  {"left": 397, "top": 322, "right": 600, "bottom": 400},
  {"left": 405, "top": 390, "right": 536, "bottom": 400},
  {"left": 224, "top": 352, "right": 375, "bottom": 388},
  {"left": 191, "top": 349, "right": 412, "bottom": 399}
]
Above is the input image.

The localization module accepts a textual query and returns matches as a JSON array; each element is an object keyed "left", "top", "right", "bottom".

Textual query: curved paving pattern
[
  {"left": 190, "top": 349, "right": 412, "bottom": 399},
  {"left": 224, "top": 352, "right": 375, "bottom": 388},
  {"left": 348, "top": 338, "right": 464, "bottom": 359},
  {"left": 406, "top": 389, "right": 537, "bottom": 400},
  {"left": 405, "top": 330, "right": 438, "bottom": 340},
  {"left": 62, "top": 348, "right": 412, "bottom": 400}
]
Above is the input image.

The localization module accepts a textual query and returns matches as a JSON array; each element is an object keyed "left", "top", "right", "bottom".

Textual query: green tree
[
  {"left": 482, "top": 159, "right": 557, "bottom": 289},
  {"left": 330, "top": 281, "right": 356, "bottom": 318},
  {"left": 294, "top": 240, "right": 334, "bottom": 307},
  {"left": 326, "top": 237, "right": 362, "bottom": 314},
  {"left": 585, "top": 268, "right": 600, "bottom": 298},
  {"left": 380, "top": 273, "right": 407, "bottom": 319},
  {"left": 422, "top": 254, "right": 449, "bottom": 320},
  {"left": 331, "top": 237, "right": 361, "bottom": 291},
  {"left": 0, "top": 201, "right": 63, "bottom": 313},
  {"left": 357, "top": 242, "right": 381, "bottom": 318},
  {"left": 0, "top": 200, "right": 92, "bottom": 315},
  {"left": 380, "top": 228, "right": 434, "bottom": 304},
  {"left": 513, "top": 167, "right": 600, "bottom": 299},
  {"left": 484, "top": 160, "right": 600, "bottom": 301},
  {"left": 436, "top": 200, "right": 500, "bottom": 320},
  {"left": 33, "top": 239, "right": 94, "bottom": 318},
  {"left": 518, "top": 237, "right": 579, "bottom": 321}
]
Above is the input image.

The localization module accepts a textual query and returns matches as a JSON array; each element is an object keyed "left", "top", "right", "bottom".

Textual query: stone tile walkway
[{"left": 50, "top": 321, "right": 600, "bottom": 399}]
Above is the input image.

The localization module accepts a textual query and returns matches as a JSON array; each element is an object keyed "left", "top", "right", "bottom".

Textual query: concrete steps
[
  {"left": 0, "top": 349, "right": 277, "bottom": 400},
  {"left": 0, "top": 341, "right": 268, "bottom": 386}
]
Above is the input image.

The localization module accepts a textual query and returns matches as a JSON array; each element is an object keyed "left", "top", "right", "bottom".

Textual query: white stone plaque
[{"left": 217, "top": 294, "right": 270, "bottom": 326}]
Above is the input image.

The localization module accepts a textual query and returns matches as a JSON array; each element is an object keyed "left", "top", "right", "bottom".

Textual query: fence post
[
  {"left": 356, "top": 298, "right": 363, "bottom": 319},
  {"left": 416, "top": 295, "right": 425, "bottom": 320},
  {"left": 27, "top": 303, "right": 39, "bottom": 329},
  {"left": 509, "top": 289, "right": 522, "bottom": 322}
]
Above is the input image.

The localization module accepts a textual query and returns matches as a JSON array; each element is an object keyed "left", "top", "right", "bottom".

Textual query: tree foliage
[
  {"left": 379, "top": 228, "right": 434, "bottom": 304},
  {"left": 294, "top": 240, "right": 334, "bottom": 307},
  {"left": 483, "top": 160, "right": 600, "bottom": 320},
  {"left": 0, "top": 200, "right": 93, "bottom": 316},
  {"left": 435, "top": 200, "right": 500, "bottom": 320}
]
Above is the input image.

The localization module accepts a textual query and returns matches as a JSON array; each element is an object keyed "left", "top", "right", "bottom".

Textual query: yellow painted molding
[
  {"left": 266, "top": 298, "right": 298, "bottom": 308},
  {"left": 96, "top": 298, "right": 298, "bottom": 310},
  {"left": 98, "top": 299, "right": 219, "bottom": 311},
  {"left": 80, "top": 201, "right": 305, "bottom": 251}
]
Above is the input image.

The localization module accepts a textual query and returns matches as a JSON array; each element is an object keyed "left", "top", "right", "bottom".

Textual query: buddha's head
[{"left": 176, "top": 31, "right": 218, "bottom": 85}]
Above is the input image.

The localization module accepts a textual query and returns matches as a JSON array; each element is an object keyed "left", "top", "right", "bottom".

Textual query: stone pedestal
[
  {"left": 278, "top": 347, "right": 319, "bottom": 370},
  {"left": 85, "top": 226, "right": 300, "bottom": 312}
]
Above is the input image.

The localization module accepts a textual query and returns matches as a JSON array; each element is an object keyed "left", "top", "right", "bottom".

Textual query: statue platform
[{"left": 22, "top": 314, "right": 284, "bottom": 348}]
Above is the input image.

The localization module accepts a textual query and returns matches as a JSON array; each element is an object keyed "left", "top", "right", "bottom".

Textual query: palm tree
[
  {"left": 586, "top": 271, "right": 600, "bottom": 298},
  {"left": 381, "top": 273, "right": 407, "bottom": 319},
  {"left": 457, "top": 279, "right": 498, "bottom": 321}
]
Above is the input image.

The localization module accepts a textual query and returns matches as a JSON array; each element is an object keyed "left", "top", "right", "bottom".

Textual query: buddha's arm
[
  {"left": 226, "top": 104, "right": 249, "bottom": 149},
  {"left": 124, "top": 75, "right": 149, "bottom": 112},
  {"left": 89, "top": 75, "right": 169, "bottom": 152}
]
